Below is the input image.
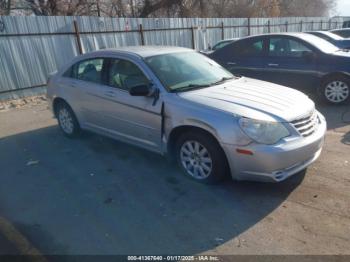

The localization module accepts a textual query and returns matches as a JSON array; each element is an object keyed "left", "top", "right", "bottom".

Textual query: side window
[
  {"left": 108, "top": 59, "right": 149, "bottom": 91},
  {"left": 63, "top": 67, "right": 73, "bottom": 78},
  {"left": 73, "top": 58, "right": 104, "bottom": 84},
  {"left": 237, "top": 39, "right": 264, "bottom": 57},
  {"left": 269, "top": 38, "right": 312, "bottom": 58}
]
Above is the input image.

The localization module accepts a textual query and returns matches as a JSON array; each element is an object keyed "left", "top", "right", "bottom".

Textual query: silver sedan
[{"left": 47, "top": 46, "right": 326, "bottom": 183}]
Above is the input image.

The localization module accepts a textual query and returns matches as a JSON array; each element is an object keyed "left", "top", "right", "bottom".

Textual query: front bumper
[{"left": 222, "top": 113, "right": 327, "bottom": 182}]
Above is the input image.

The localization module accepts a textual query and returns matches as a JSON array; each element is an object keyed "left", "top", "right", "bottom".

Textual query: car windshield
[
  {"left": 213, "top": 40, "right": 233, "bottom": 50},
  {"left": 320, "top": 31, "right": 344, "bottom": 40},
  {"left": 301, "top": 34, "right": 340, "bottom": 53},
  {"left": 145, "top": 51, "right": 235, "bottom": 92}
]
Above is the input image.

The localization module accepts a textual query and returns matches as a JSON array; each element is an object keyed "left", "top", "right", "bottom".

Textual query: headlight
[{"left": 239, "top": 118, "right": 290, "bottom": 145}]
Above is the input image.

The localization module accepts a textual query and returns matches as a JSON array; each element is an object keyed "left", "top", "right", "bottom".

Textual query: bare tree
[
  {"left": 1, "top": 0, "right": 337, "bottom": 17},
  {"left": 0, "top": 0, "right": 6, "bottom": 14},
  {"left": 0, "top": 0, "right": 11, "bottom": 14},
  {"left": 278, "top": 0, "right": 336, "bottom": 17}
]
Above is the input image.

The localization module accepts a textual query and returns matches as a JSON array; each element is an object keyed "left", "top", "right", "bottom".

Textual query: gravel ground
[
  {"left": 0, "top": 100, "right": 349, "bottom": 256},
  {"left": 0, "top": 95, "right": 47, "bottom": 113}
]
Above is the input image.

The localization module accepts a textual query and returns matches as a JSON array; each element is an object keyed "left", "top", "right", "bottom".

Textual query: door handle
[
  {"left": 268, "top": 63, "right": 279, "bottom": 67},
  {"left": 227, "top": 62, "right": 237, "bottom": 66}
]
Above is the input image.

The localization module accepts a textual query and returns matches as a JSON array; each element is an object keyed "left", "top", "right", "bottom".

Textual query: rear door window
[
  {"left": 236, "top": 39, "right": 264, "bottom": 57},
  {"left": 63, "top": 58, "right": 106, "bottom": 84},
  {"left": 75, "top": 58, "right": 104, "bottom": 84}
]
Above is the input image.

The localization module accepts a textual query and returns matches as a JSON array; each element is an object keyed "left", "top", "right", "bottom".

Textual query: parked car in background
[
  {"left": 201, "top": 38, "right": 238, "bottom": 55},
  {"left": 211, "top": 38, "right": 238, "bottom": 51},
  {"left": 47, "top": 46, "right": 326, "bottom": 183},
  {"left": 342, "top": 20, "right": 350, "bottom": 28},
  {"left": 331, "top": 28, "right": 350, "bottom": 38},
  {"left": 209, "top": 33, "right": 350, "bottom": 104},
  {"left": 305, "top": 31, "right": 350, "bottom": 49}
]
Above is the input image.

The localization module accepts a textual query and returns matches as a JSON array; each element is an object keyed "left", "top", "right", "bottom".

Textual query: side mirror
[
  {"left": 302, "top": 51, "right": 316, "bottom": 61},
  {"left": 129, "top": 84, "right": 152, "bottom": 96}
]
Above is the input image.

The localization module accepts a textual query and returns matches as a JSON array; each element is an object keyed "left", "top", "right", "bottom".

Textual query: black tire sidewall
[
  {"left": 320, "top": 76, "right": 350, "bottom": 105},
  {"left": 175, "top": 131, "right": 229, "bottom": 184}
]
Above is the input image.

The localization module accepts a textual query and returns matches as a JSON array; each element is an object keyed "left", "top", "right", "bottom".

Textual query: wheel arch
[
  {"left": 52, "top": 98, "right": 80, "bottom": 127},
  {"left": 320, "top": 72, "right": 350, "bottom": 85},
  {"left": 52, "top": 97, "right": 70, "bottom": 118},
  {"left": 167, "top": 124, "right": 231, "bottom": 182},
  {"left": 319, "top": 72, "right": 350, "bottom": 104},
  {"left": 167, "top": 124, "right": 224, "bottom": 159}
]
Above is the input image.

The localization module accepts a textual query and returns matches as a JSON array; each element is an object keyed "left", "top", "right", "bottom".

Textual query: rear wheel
[
  {"left": 56, "top": 102, "right": 80, "bottom": 137},
  {"left": 175, "top": 131, "right": 229, "bottom": 184},
  {"left": 321, "top": 76, "right": 350, "bottom": 104}
]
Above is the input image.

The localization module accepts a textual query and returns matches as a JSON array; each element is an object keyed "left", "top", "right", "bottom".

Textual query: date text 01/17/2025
[{"left": 127, "top": 255, "right": 220, "bottom": 261}]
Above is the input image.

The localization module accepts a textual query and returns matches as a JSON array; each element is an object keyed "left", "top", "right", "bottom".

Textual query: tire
[
  {"left": 56, "top": 101, "right": 80, "bottom": 138},
  {"left": 175, "top": 131, "right": 229, "bottom": 184},
  {"left": 320, "top": 75, "right": 350, "bottom": 105}
]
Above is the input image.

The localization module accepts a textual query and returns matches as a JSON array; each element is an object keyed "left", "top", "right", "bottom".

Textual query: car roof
[
  {"left": 238, "top": 32, "right": 315, "bottom": 40},
  {"left": 306, "top": 31, "right": 327, "bottom": 34},
  {"left": 234, "top": 32, "right": 340, "bottom": 45},
  {"left": 85, "top": 46, "right": 193, "bottom": 58},
  {"left": 331, "top": 28, "right": 350, "bottom": 32},
  {"left": 217, "top": 38, "right": 237, "bottom": 42},
  {"left": 306, "top": 30, "right": 343, "bottom": 39}
]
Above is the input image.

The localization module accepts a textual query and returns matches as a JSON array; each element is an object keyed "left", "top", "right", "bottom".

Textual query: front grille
[{"left": 290, "top": 111, "right": 319, "bottom": 137}]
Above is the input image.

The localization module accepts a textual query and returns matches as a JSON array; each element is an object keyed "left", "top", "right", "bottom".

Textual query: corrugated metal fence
[{"left": 0, "top": 16, "right": 344, "bottom": 100}]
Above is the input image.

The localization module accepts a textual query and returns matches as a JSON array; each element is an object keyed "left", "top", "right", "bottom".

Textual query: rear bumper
[{"left": 222, "top": 113, "right": 327, "bottom": 182}]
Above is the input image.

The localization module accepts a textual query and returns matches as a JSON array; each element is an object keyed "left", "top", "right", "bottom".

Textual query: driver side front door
[
  {"left": 263, "top": 36, "right": 319, "bottom": 92},
  {"left": 85, "top": 57, "right": 163, "bottom": 153}
]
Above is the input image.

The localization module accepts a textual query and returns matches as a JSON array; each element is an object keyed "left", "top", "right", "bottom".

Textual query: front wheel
[
  {"left": 175, "top": 132, "right": 229, "bottom": 184},
  {"left": 321, "top": 76, "right": 350, "bottom": 104}
]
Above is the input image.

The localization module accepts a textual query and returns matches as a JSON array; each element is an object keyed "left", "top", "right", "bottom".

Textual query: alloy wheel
[
  {"left": 325, "top": 80, "right": 349, "bottom": 103},
  {"left": 58, "top": 107, "right": 74, "bottom": 135},
  {"left": 180, "top": 140, "right": 213, "bottom": 179}
]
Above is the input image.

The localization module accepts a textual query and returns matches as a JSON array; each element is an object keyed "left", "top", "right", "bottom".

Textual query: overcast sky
[{"left": 336, "top": 0, "right": 350, "bottom": 16}]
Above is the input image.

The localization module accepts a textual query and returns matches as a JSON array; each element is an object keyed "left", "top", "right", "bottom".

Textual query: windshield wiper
[
  {"left": 171, "top": 76, "right": 236, "bottom": 92},
  {"left": 171, "top": 83, "right": 211, "bottom": 92},
  {"left": 210, "top": 76, "right": 235, "bottom": 86}
]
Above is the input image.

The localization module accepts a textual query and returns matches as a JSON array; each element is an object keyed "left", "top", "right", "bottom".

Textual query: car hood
[
  {"left": 332, "top": 50, "right": 350, "bottom": 57},
  {"left": 178, "top": 77, "right": 315, "bottom": 122}
]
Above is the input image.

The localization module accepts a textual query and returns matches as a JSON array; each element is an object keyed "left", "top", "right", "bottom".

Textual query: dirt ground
[{"left": 0, "top": 98, "right": 349, "bottom": 256}]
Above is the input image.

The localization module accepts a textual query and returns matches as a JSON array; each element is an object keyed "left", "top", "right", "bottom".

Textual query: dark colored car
[
  {"left": 343, "top": 21, "right": 350, "bottom": 28},
  {"left": 306, "top": 31, "right": 350, "bottom": 49},
  {"left": 331, "top": 28, "right": 350, "bottom": 38},
  {"left": 212, "top": 38, "right": 238, "bottom": 51},
  {"left": 209, "top": 33, "right": 350, "bottom": 104},
  {"left": 201, "top": 38, "right": 238, "bottom": 55}
]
